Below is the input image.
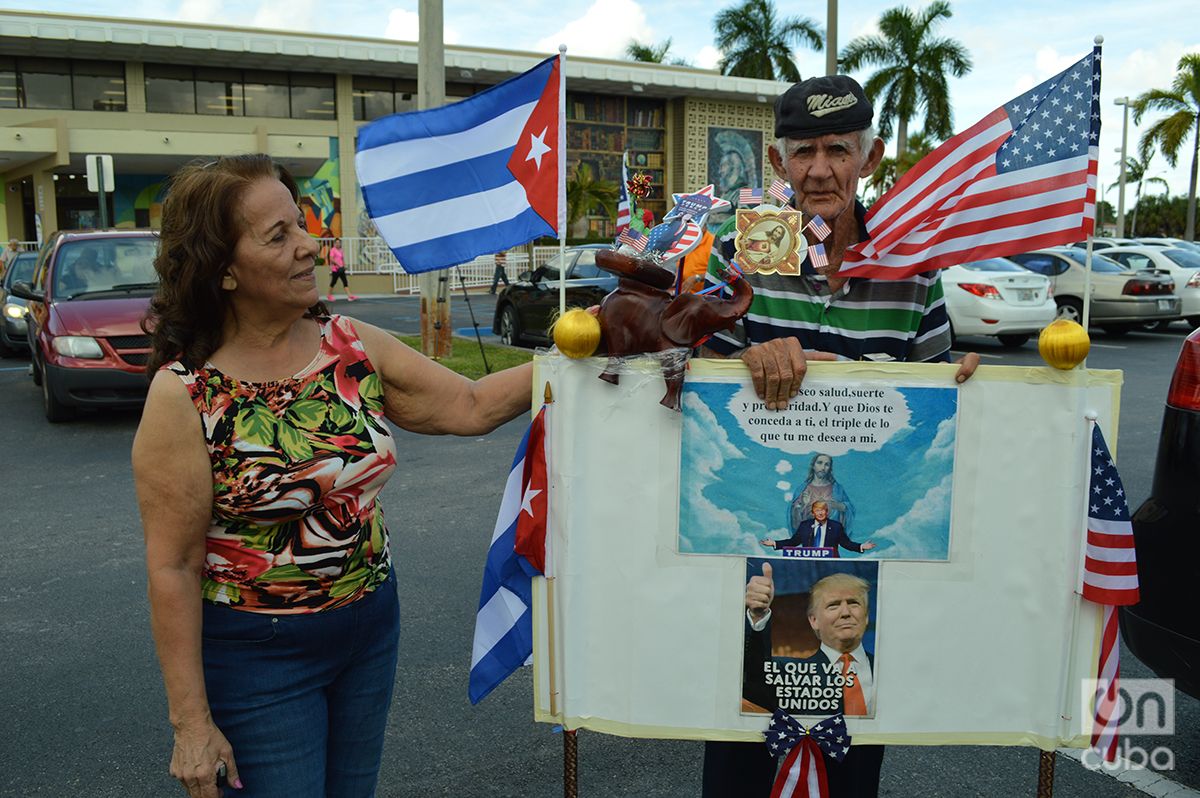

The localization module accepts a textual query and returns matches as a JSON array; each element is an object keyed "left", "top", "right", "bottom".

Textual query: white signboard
[{"left": 85, "top": 154, "right": 115, "bottom": 193}]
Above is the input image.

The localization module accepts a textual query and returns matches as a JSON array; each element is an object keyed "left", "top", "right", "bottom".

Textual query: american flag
[
  {"left": 469, "top": 405, "right": 549, "bottom": 704},
  {"left": 1079, "top": 422, "right": 1139, "bottom": 761},
  {"left": 768, "top": 179, "right": 794, "bottom": 205},
  {"left": 617, "top": 226, "right": 648, "bottom": 252},
  {"left": 804, "top": 214, "right": 831, "bottom": 241},
  {"left": 616, "top": 152, "right": 631, "bottom": 234},
  {"left": 840, "top": 45, "right": 1102, "bottom": 279},
  {"left": 739, "top": 186, "right": 764, "bottom": 206},
  {"left": 807, "top": 242, "right": 828, "bottom": 271}
]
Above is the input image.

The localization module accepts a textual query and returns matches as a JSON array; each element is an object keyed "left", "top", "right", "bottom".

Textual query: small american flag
[
  {"left": 807, "top": 242, "right": 828, "bottom": 271},
  {"left": 768, "top": 179, "right": 794, "bottom": 205},
  {"left": 840, "top": 44, "right": 1102, "bottom": 279},
  {"left": 1079, "top": 422, "right": 1139, "bottom": 762},
  {"left": 617, "top": 227, "right": 648, "bottom": 253},
  {"left": 739, "top": 187, "right": 764, "bottom": 206},
  {"left": 616, "top": 152, "right": 631, "bottom": 234},
  {"left": 804, "top": 214, "right": 831, "bottom": 241}
]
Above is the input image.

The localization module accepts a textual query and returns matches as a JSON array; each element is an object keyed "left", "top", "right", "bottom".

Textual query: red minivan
[{"left": 10, "top": 230, "right": 158, "bottom": 421}]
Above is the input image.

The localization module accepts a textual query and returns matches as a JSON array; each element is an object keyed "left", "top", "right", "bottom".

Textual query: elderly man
[
  {"left": 702, "top": 73, "right": 975, "bottom": 798},
  {"left": 699, "top": 75, "right": 978, "bottom": 404}
]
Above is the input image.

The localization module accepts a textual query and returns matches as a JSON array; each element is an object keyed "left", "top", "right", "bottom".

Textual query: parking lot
[{"left": 1, "top": 294, "right": 1197, "bottom": 797}]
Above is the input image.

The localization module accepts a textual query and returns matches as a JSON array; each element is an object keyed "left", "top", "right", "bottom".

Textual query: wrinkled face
[
  {"left": 812, "top": 503, "right": 829, "bottom": 523},
  {"left": 770, "top": 132, "right": 880, "bottom": 223},
  {"left": 808, "top": 585, "right": 868, "bottom": 652},
  {"left": 225, "top": 178, "right": 320, "bottom": 310}
]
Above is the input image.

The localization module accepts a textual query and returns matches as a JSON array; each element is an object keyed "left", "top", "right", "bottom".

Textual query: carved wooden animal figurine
[{"left": 593, "top": 249, "right": 753, "bottom": 410}]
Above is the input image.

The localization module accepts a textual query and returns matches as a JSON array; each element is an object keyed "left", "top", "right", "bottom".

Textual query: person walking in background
[
  {"left": 0, "top": 238, "right": 20, "bottom": 279},
  {"left": 326, "top": 237, "right": 356, "bottom": 302},
  {"left": 490, "top": 249, "right": 510, "bottom": 294},
  {"left": 133, "top": 154, "right": 534, "bottom": 798}
]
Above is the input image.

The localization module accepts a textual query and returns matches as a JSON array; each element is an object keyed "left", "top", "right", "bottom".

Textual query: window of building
[
  {"left": 145, "top": 64, "right": 196, "bottom": 114},
  {"left": 196, "top": 67, "right": 244, "bottom": 116},
  {"left": 352, "top": 76, "right": 393, "bottom": 121},
  {"left": 0, "top": 57, "right": 17, "bottom": 109},
  {"left": 291, "top": 73, "right": 335, "bottom": 118},
  {"left": 72, "top": 60, "right": 126, "bottom": 112},
  {"left": 243, "top": 70, "right": 290, "bottom": 118},
  {"left": 19, "top": 57, "right": 72, "bottom": 110}
]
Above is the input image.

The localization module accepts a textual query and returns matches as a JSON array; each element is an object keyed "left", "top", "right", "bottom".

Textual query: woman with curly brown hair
[{"left": 133, "top": 154, "right": 532, "bottom": 798}]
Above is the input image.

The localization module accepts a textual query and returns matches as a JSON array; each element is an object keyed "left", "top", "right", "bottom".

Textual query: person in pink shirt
[{"left": 326, "top": 238, "right": 357, "bottom": 301}]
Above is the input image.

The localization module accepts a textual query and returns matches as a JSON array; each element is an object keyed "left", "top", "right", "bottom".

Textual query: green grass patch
[{"left": 397, "top": 335, "right": 534, "bottom": 380}]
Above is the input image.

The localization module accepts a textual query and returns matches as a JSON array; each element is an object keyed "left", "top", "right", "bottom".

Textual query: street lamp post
[
  {"left": 1114, "top": 97, "right": 1130, "bottom": 238},
  {"left": 826, "top": 0, "right": 838, "bottom": 75}
]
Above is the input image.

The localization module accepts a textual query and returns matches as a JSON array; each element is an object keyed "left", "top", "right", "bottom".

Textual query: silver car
[
  {"left": 1008, "top": 247, "right": 1178, "bottom": 334},
  {"left": 1, "top": 251, "right": 38, "bottom": 356}
]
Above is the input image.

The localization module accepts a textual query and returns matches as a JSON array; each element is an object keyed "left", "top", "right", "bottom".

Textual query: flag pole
[
  {"left": 558, "top": 45, "right": 568, "bottom": 319},
  {"left": 1081, "top": 237, "right": 1094, "bottom": 369}
]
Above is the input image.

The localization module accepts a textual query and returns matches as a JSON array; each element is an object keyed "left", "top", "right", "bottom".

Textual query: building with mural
[{"left": 0, "top": 10, "right": 785, "bottom": 258}]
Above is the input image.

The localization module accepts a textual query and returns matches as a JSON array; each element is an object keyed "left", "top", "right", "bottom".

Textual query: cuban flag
[
  {"left": 469, "top": 406, "right": 549, "bottom": 704},
  {"left": 357, "top": 55, "right": 564, "bottom": 274}
]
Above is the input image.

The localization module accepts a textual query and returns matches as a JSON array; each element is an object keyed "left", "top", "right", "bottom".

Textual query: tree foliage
[
  {"left": 867, "top": 130, "right": 938, "bottom": 197},
  {"left": 566, "top": 164, "right": 618, "bottom": 227},
  {"left": 839, "top": 0, "right": 971, "bottom": 159},
  {"left": 1133, "top": 53, "right": 1200, "bottom": 241},
  {"left": 713, "top": 0, "right": 822, "bottom": 82},
  {"left": 625, "top": 38, "right": 690, "bottom": 66}
]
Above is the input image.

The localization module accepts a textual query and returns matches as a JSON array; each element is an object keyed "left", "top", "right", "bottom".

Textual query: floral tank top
[{"left": 167, "top": 315, "right": 396, "bottom": 613}]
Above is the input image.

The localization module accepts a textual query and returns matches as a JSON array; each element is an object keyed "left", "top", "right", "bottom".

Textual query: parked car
[
  {"left": 1007, "top": 247, "right": 1178, "bottom": 334},
  {"left": 1072, "top": 237, "right": 1137, "bottom": 251},
  {"left": 492, "top": 245, "right": 617, "bottom": 347},
  {"left": 1122, "top": 325, "right": 1200, "bottom": 698},
  {"left": 1101, "top": 245, "right": 1200, "bottom": 329},
  {"left": 941, "top": 257, "right": 1055, "bottom": 347},
  {"left": 1, "top": 250, "right": 39, "bottom": 356},
  {"left": 9, "top": 230, "right": 159, "bottom": 421},
  {"left": 1122, "top": 237, "right": 1200, "bottom": 255}
]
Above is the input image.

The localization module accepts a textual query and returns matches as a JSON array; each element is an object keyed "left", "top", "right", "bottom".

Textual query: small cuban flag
[{"left": 469, "top": 403, "right": 550, "bottom": 704}]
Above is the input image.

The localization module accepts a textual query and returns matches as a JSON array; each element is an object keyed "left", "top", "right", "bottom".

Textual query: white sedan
[
  {"left": 942, "top": 257, "right": 1056, "bottom": 347},
  {"left": 1102, "top": 245, "right": 1200, "bottom": 328}
]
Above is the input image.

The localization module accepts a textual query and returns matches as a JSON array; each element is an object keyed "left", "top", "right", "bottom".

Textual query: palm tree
[
  {"left": 1133, "top": 53, "right": 1200, "bottom": 241},
  {"left": 713, "top": 0, "right": 822, "bottom": 82},
  {"left": 625, "top": 39, "right": 690, "bottom": 66},
  {"left": 1106, "top": 153, "right": 1170, "bottom": 237},
  {"left": 566, "top": 164, "right": 618, "bottom": 236},
  {"left": 839, "top": 0, "right": 971, "bottom": 160}
]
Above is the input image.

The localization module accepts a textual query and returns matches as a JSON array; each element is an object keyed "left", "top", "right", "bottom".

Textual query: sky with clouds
[{"left": 15, "top": 0, "right": 1200, "bottom": 197}]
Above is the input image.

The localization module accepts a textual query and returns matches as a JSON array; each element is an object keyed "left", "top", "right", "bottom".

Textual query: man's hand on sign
[
  {"left": 954, "top": 351, "right": 980, "bottom": 383},
  {"left": 740, "top": 339, "right": 838, "bottom": 411}
]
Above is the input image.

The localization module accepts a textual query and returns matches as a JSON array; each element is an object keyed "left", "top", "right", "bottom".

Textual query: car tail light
[
  {"left": 1167, "top": 329, "right": 1200, "bottom": 410},
  {"left": 1187, "top": 271, "right": 1200, "bottom": 288},
  {"left": 1122, "top": 279, "right": 1172, "bottom": 295},
  {"left": 956, "top": 283, "right": 1001, "bottom": 299}
]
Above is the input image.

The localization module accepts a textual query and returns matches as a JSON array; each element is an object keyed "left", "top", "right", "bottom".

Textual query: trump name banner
[{"left": 527, "top": 355, "right": 1119, "bottom": 749}]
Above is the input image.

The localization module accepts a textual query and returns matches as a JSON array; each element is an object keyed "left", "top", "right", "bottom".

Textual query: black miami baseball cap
[{"left": 774, "top": 75, "right": 874, "bottom": 139}]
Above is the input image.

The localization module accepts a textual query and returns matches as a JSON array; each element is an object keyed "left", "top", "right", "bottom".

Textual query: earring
[{"left": 221, "top": 273, "right": 237, "bottom": 290}]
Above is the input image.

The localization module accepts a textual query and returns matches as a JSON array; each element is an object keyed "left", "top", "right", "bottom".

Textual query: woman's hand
[{"left": 171, "top": 719, "right": 240, "bottom": 797}]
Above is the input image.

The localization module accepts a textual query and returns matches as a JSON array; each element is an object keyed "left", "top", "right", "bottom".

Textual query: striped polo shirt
[{"left": 703, "top": 202, "right": 951, "bottom": 363}]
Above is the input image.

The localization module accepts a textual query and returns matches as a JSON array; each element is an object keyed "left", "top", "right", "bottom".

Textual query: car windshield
[
  {"left": 53, "top": 238, "right": 159, "bottom": 298},
  {"left": 1059, "top": 250, "right": 1127, "bottom": 273},
  {"left": 6, "top": 253, "right": 38, "bottom": 286},
  {"left": 959, "top": 258, "right": 1026, "bottom": 272},
  {"left": 1164, "top": 249, "right": 1200, "bottom": 270}
]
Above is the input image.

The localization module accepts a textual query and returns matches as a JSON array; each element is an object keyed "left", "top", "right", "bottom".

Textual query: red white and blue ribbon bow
[{"left": 765, "top": 710, "right": 850, "bottom": 798}]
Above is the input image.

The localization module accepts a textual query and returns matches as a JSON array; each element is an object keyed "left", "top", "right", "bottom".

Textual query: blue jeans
[{"left": 202, "top": 572, "right": 400, "bottom": 798}]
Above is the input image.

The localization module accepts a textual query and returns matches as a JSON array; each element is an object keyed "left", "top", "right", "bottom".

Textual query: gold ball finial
[
  {"left": 1038, "top": 319, "right": 1091, "bottom": 369},
  {"left": 552, "top": 308, "right": 601, "bottom": 359}
]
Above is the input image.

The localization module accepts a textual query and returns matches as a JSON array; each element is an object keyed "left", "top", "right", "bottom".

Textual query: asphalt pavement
[{"left": 1, "top": 300, "right": 1197, "bottom": 797}]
